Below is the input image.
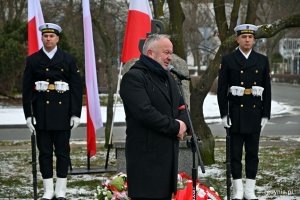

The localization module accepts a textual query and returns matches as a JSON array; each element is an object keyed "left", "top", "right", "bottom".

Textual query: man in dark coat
[
  {"left": 22, "top": 23, "right": 83, "bottom": 200},
  {"left": 217, "top": 24, "right": 271, "bottom": 200},
  {"left": 120, "top": 34, "right": 189, "bottom": 200}
]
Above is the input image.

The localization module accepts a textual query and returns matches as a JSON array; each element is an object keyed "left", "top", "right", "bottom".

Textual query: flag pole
[
  {"left": 68, "top": 0, "right": 110, "bottom": 175},
  {"left": 105, "top": 62, "right": 123, "bottom": 169}
]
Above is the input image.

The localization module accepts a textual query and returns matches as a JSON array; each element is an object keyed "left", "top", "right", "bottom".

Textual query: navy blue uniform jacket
[
  {"left": 217, "top": 49, "right": 271, "bottom": 134},
  {"left": 22, "top": 48, "right": 83, "bottom": 131}
]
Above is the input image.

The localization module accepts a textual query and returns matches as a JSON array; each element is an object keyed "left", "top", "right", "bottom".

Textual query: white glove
[
  {"left": 261, "top": 117, "right": 268, "bottom": 128},
  {"left": 35, "top": 81, "right": 49, "bottom": 92},
  {"left": 222, "top": 115, "right": 231, "bottom": 128},
  {"left": 70, "top": 116, "right": 80, "bottom": 130},
  {"left": 230, "top": 86, "right": 245, "bottom": 96},
  {"left": 54, "top": 81, "right": 69, "bottom": 92},
  {"left": 252, "top": 86, "right": 264, "bottom": 100},
  {"left": 26, "top": 117, "right": 36, "bottom": 132}
]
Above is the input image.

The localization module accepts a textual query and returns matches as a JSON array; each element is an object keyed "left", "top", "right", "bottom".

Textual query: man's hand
[
  {"left": 26, "top": 117, "right": 36, "bottom": 132},
  {"left": 222, "top": 115, "right": 231, "bottom": 128},
  {"left": 176, "top": 119, "right": 187, "bottom": 140},
  {"left": 70, "top": 116, "right": 80, "bottom": 130}
]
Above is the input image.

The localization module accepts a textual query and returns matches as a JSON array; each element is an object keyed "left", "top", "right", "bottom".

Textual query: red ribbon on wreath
[{"left": 173, "top": 172, "right": 221, "bottom": 200}]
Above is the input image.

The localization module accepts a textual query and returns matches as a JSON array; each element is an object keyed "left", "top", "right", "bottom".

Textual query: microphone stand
[{"left": 175, "top": 77, "right": 205, "bottom": 200}]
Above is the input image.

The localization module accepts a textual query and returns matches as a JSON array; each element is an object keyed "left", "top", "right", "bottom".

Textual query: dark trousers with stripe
[
  {"left": 230, "top": 131, "right": 260, "bottom": 179},
  {"left": 36, "top": 130, "right": 71, "bottom": 179}
]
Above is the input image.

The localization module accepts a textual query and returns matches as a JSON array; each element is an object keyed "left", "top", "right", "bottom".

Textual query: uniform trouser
[
  {"left": 36, "top": 130, "right": 71, "bottom": 179},
  {"left": 229, "top": 131, "right": 260, "bottom": 179}
]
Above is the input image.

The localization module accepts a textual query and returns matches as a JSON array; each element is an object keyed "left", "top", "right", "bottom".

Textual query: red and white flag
[
  {"left": 83, "top": 0, "right": 103, "bottom": 158},
  {"left": 28, "top": 0, "right": 44, "bottom": 55},
  {"left": 121, "top": 0, "right": 152, "bottom": 63}
]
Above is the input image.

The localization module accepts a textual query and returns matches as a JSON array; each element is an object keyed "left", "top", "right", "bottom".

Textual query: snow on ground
[
  {"left": 0, "top": 93, "right": 293, "bottom": 125},
  {"left": 200, "top": 166, "right": 300, "bottom": 200},
  {"left": 0, "top": 93, "right": 299, "bottom": 199}
]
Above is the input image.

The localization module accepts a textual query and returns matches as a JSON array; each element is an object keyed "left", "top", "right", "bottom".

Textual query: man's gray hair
[{"left": 142, "top": 34, "right": 170, "bottom": 54}]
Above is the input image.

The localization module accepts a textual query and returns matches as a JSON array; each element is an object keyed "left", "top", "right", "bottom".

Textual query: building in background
[{"left": 279, "top": 38, "right": 300, "bottom": 75}]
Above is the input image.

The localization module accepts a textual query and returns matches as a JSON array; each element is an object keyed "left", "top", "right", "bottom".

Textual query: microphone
[{"left": 168, "top": 65, "right": 191, "bottom": 80}]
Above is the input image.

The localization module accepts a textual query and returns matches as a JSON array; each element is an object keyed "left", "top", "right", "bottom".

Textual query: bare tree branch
[{"left": 256, "top": 13, "right": 300, "bottom": 37}]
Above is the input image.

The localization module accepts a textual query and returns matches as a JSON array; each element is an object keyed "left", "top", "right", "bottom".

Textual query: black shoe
[{"left": 56, "top": 198, "right": 66, "bottom": 200}]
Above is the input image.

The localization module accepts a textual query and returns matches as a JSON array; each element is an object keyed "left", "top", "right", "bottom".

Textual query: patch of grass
[
  {"left": 0, "top": 137, "right": 299, "bottom": 199},
  {"left": 202, "top": 137, "right": 300, "bottom": 199},
  {"left": 0, "top": 140, "right": 117, "bottom": 199},
  {"left": 0, "top": 176, "right": 23, "bottom": 186}
]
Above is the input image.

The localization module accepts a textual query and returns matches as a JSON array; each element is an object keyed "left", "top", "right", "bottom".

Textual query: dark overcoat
[
  {"left": 22, "top": 48, "right": 83, "bottom": 131},
  {"left": 217, "top": 49, "right": 271, "bottom": 134},
  {"left": 120, "top": 55, "right": 189, "bottom": 198}
]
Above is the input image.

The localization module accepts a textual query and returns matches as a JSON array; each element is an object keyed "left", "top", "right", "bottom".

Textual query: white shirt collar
[
  {"left": 42, "top": 46, "right": 57, "bottom": 59},
  {"left": 239, "top": 47, "right": 252, "bottom": 59}
]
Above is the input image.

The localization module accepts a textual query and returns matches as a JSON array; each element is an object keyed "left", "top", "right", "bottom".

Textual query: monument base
[{"left": 114, "top": 139, "right": 204, "bottom": 177}]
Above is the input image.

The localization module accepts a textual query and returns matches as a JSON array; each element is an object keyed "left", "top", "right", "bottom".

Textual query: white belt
[{"left": 35, "top": 81, "right": 69, "bottom": 92}]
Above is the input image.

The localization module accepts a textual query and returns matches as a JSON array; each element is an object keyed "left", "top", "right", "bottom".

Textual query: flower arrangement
[
  {"left": 95, "top": 173, "right": 128, "bottom": 200},
  {"left": 95, "top": 172, "right": 220, "bottom": 200}
]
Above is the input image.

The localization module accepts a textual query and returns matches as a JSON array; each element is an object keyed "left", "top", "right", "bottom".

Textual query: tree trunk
[
  {"left": 245, "top": 0, "right": 259, "bottom": 24},
  {"left": 189, "top": 41, "right": 224, "bottom": 164},
  {"left": 167, "top": 0, "right": 185, "bottom": 59},
  {"left": 190, "top": 76, "right": 215, "bottom": 165},
  {"left": 92, "top": 0, "right": 114, "bottom": 147},
  {"left": 152, "top": 0, "right": 165, "bottom": 19}
]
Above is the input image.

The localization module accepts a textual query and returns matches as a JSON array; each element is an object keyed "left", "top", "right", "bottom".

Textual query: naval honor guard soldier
[
  {"left": 22, "top": 23, "right": 83, "bottom": 199},
  {"left": 217, "top": 24, "right": 271, "bottom": 200}
]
